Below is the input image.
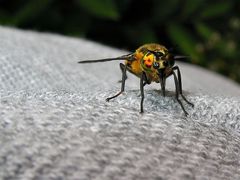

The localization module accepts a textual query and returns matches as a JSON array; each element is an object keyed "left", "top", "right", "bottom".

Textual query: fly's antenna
[
  {"left": 167, "top": 45, "right": 189, "bottom": 60},
  {"left": 173, "top": 55, "right": 189, "bottom": 60}
]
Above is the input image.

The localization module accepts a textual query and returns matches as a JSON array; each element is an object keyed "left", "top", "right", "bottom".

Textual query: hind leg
[
  {"left": 172, "top": 70, "right": 189, "bottom": 116},
  {"left": 173, "top": 66, "right": 194, "bottom": 108},
  {"left": 118, "top": 63, "right": 127, "bottom": 83},
  {"left": 106, "top": 63, "right": 127, "bottom": 101}
]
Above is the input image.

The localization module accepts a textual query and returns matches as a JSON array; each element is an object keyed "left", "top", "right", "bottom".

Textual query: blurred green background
[{"left": 0, "top": 0, "right": 239, "bottom": 84}]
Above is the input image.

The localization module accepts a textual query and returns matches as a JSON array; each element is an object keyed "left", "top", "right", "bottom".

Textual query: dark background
[{"left": 0, "top": 0, "right": 239, "bottom": 84}]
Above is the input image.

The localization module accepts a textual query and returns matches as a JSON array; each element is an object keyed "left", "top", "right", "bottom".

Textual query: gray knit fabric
[{"left": 0, "top": 26, "right": 240, "bottom": 180}]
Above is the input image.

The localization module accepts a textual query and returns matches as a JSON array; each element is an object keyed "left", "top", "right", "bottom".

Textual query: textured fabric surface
[{"left": 0, "top": 26, "right": 240, "bottom": 180}]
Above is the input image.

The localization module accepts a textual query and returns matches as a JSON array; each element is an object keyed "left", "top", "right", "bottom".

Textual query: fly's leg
[
  {"left": 143, "top": 72, "right": 151, "bottom": 87},
  {"left": 118, "top": 63, "right": 128, "bottom": 83},
  {"left": 140, "top": 72, "right": 150, "bottom": 113},
  {"left": 173, "top": 66, "right": 194, "bottom": 108},
  {"left": 172, "top": 71, "right": 189, "bottom": 116},
  {"left": 140, "top": 72, "right": 145, "bottom": 113},
  {"left": 106, "top": 63, "right": 127, "bottom": 101}
]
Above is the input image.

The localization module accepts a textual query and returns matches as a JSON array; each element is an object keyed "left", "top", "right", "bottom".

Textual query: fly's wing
[{"left": 78, "top": 53, "right": 136, "bottom": 63}]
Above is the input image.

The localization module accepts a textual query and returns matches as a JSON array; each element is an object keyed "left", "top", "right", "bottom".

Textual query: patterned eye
[{"left": 153, "top": 62, "right": 159, "bottom": 69}]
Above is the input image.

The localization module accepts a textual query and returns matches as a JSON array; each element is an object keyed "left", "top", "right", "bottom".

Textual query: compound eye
[{"left": 153, "top": 62, "right": 159, "bottom": 69}]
